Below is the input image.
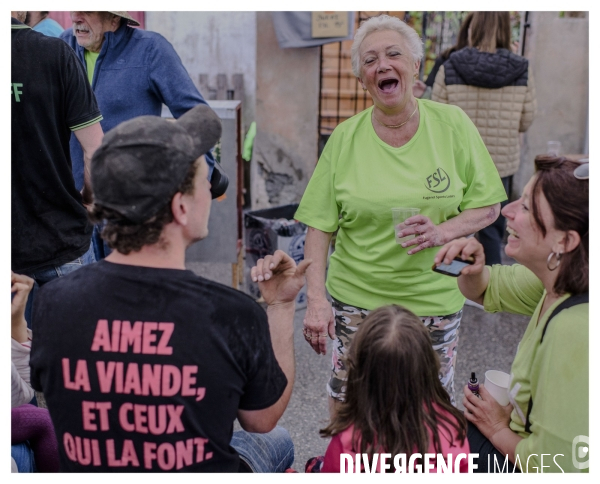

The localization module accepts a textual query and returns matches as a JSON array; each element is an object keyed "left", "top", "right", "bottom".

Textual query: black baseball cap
[{"left": 91, "top": 104, "right": 222, "bottom": 224}]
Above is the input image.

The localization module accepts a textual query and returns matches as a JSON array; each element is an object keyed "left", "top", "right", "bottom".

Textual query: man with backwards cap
[
  {"left": 29, "top": 105, "right": 308, "bottom": 472},
  {"left": 60, "top": 11, "right": 221, "bottom": 259}
]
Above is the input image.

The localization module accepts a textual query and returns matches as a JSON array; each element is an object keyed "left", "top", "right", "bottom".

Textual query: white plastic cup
[
  {"left": 484, "top": 370, "right": 510, "bottom": 406},
  {"left": 391, "top": 207, "right": 420, "bottom": 244}
]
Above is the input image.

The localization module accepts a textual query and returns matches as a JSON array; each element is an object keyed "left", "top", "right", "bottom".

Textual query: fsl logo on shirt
[{"left": 425, "top": 168, "right": 451, "bottom": 193}]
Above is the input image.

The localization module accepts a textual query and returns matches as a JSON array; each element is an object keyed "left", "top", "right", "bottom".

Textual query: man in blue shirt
[{"left": 60, "top": 11, "right": 217, "bottom": 259}]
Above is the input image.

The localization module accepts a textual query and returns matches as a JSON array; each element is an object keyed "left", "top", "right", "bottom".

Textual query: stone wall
[
  {"left": 252, "top": 12, "right": 320, "bottom": 209},
  {"left": 146, "top": 11, "right": 320, "bottom": 210},
  {"left": 145, "top": 12, "right": 257, "bottom": 131}
]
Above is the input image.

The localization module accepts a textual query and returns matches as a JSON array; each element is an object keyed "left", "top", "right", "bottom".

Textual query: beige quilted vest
[{"left": 432, "top": 65, "right": 536, "bottom": 178}]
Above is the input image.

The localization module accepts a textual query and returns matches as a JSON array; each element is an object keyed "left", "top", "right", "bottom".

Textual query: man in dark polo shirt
[{"left": 11, "top": 11, "right": 104, "bottom": 324}]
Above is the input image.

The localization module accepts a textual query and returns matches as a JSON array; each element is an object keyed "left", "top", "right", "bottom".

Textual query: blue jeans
[
  {"left": 231, "top": 426, "right": 294, "bottom": 472},
  {"left": 23, "top": 243, "right": 96, "bottom": 328},
  {"left": 11, "top": 442, "right": 36, "bottom": 473}
]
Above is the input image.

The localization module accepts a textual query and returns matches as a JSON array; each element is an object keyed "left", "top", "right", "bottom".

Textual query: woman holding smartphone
[{"left": 434, "top": 155, "right": 588, "bottom": 473}]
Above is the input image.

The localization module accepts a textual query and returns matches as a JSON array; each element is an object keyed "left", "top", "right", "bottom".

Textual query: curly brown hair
[
  {"left": 88, "top": 159, "right": 199, "bottom": 254},
  {"left": 320, "top": 305, "right": 467, "bottom": 465}
]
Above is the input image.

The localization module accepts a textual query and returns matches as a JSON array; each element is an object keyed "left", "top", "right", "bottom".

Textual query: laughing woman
[
  {"left": 434, "top": 156, "right": 588, "bottom": 472},
  {"left": 294, "top": 15, "right": 507, "bottom": 412}
]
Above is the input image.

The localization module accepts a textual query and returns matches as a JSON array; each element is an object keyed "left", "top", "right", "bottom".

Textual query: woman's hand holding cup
[
  {"left": 398, "top": 214, "right": 446, "bottom": 255},
  {"left": 462, "top": 384, "right": 513, "bottom": 440}
]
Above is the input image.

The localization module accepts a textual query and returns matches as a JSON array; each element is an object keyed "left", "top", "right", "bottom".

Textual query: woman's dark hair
[
  {"left": 531, "top": 155, "right": 589, "bottom": 295},
  {"left": 441, "top": 12, "right": 473, "bottom": 60},
  {"left": 469, "top": 12, "right": 511, "bottom": 53},
  {"left": 88, "top": 159, "right": 199, "bottom": 254},
  {"left": 321, "top": 305, "right": 467, "bottom": 462}
]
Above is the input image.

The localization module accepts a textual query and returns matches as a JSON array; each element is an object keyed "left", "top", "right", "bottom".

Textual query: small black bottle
[{"left": 468, "top": 372, "right": 481, "bottom": 398}]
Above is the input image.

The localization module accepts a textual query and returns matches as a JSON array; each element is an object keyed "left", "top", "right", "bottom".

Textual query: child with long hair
[{"left": 311, "top": 305, "right": 469, "bottom": 473}]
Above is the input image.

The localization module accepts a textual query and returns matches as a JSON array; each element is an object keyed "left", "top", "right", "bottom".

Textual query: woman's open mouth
[
  {"left": 378, "top": 78, "right": 399, "bottom": 93},
  {"left": 506, "top": 227, "right": 520, "bottom": 239}
]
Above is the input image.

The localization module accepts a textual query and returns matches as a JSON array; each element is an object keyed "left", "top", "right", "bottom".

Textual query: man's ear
[
  {"left": 554, "top": 229, "right": 581, "bottom": 255},
  {"left": 170, "top": 192, "right": 188, "bottom": 226},
  {"left": 111, "top": 14, "right": 122, "bottom": 29}
]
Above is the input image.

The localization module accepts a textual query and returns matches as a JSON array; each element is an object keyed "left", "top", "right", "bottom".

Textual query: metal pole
[
  {"left": 520, "top": 11, "right": 530, "bottom": 57},
  {"left": 420, "top": 12, "right": 427, "bottom": 80},
  {"left": 318, "top": 44, "right": 323, "bottom": 142}
]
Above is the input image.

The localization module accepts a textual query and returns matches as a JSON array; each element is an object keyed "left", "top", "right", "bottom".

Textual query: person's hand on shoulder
[{"left": 251, "top": 250, "right": 311, "bottom": 307}]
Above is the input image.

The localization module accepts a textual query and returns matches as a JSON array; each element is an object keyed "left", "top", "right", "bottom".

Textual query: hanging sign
[{"left": 311, "top": 12, "right": 349, "bottom": 38}]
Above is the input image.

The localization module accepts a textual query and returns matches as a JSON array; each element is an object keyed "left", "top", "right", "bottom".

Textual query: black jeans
[
  {"left": 467, "top": 422, "right": 520, "bottom": 473},
  {"left": 477, "top": 176, "right": 512, "bottom": 265}
]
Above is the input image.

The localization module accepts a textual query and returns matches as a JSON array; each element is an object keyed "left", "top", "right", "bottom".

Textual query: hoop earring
[{"left": 546, "top": 251, "right": 562, "bottom": 271}]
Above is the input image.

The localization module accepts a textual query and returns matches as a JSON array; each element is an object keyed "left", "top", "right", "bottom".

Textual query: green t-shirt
[
  {"left": 484, "top": 264, "right": 589, "bottom": 472},
  {"left": 84, "top": 50, "right": 99, "bottom": 85},
  {"left": 294, "top": 100, "right": 507, "bottom": 315}
]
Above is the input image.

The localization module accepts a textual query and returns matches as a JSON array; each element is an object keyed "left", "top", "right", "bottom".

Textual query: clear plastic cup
[{"left": 391, "top": 207, "right": 420, "bottom": 244}]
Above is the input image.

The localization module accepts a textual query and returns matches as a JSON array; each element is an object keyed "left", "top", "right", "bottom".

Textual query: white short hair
[{"left": 351, "top": 15, "right": 424, "bottom": 78}]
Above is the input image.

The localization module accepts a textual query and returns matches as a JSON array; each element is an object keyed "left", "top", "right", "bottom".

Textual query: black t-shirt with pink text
[{"left": 30, "top": 260, "right": 287, "bottom": 472}]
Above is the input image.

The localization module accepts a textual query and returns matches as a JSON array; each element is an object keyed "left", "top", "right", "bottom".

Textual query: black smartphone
[{"left": 432, "top": 257, "right": 474, "bottom": 277}]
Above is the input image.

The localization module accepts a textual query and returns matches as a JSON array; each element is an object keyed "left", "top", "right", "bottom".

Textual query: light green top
[
  {"left": 483, "top": 264, "right": 589, "bottom": 472},
  {"left": 84, "top": 50, "right": 99, "bottom": 85},
  {"left": 295, "top": 99, "right": 506, "bottom": 315}
]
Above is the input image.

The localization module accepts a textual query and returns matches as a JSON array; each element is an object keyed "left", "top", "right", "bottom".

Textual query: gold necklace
[{"left": 373, "top": 103, "right": 418, "bottom": 129}]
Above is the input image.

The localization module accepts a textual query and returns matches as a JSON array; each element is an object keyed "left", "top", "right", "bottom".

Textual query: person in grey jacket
[{"left": 432, "top": 11, "right": 536, "bottom": 265}]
